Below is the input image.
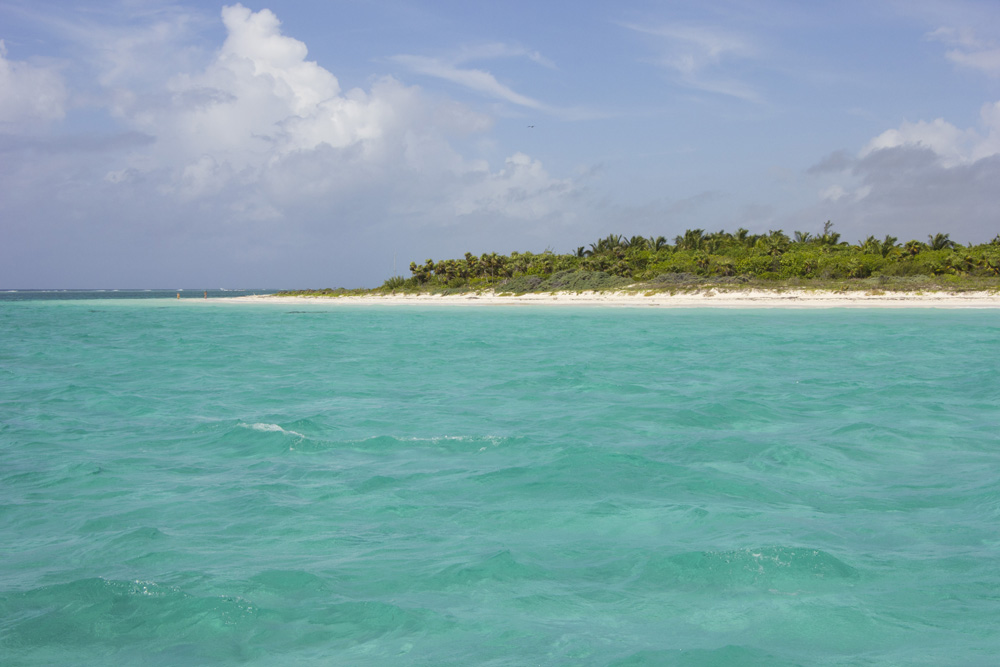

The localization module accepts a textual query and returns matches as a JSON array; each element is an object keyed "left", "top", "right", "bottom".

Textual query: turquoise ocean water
[{"left": 2, "top": 293, "right": 999, "bottom": 665}]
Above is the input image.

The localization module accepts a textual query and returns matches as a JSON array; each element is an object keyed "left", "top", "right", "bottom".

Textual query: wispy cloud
[
  {"left": 927, "top": 26, "right": 1000, "bottom": 76},
  {"left": 388, "top": 43, "right": 596, "bottom": 118},
  {"left": 628, "top": 23, "right": 755, "bottom": 72},
  {"left": 623, "top": 22, "right": 763, "bottom": 103},
  {"left": 453, "top": 43, "right": 557, "bottom": 70},
  {"left": 389, "top": 53, "right": 548, "bottom": 111}
]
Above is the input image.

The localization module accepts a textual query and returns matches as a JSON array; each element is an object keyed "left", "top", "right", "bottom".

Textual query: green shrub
[
  {"left": 500, "top": 276, "right": 544, "bottom": 293},
  {"left": 649, "top": 272, "right": 700, "bottom": 285},
  {"left": 546, "top": 270, "right": 631, "bottom": 291},
  {"left": 878, "top": 260, "right": 926, "bottom": 276},
  {"left": 735, "top": 255, "right": 773, "bottom": 276},
  {"left": 380, "top": 276, "right": 407, "bottom": 290}
]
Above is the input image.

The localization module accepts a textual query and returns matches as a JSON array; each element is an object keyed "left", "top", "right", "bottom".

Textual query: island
[{"left": 256, "top": 225, "right": 1000, "bottom": 307}]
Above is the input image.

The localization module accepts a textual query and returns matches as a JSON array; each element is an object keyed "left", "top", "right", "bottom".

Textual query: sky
[{"left": 2, "top": 0, "right": 999, "bottom": 288}]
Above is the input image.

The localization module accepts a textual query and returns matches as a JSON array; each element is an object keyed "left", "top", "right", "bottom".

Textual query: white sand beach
[{"left": 215, "top": 289, "right": 1000, "bottom": 308}]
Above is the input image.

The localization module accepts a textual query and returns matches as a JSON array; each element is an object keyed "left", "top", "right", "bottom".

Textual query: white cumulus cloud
[
  {"left": 861, "top": 100, "right": 1000, "bottom": 167},
  {"left": 804, "top": 99, "right": 1000, "bottom": 244},
  {"left": 98, "top": 3, "right": 572, "bottom": 222},
  {"left": 0, "top": 3, "right": 592, "bottom": 287}
]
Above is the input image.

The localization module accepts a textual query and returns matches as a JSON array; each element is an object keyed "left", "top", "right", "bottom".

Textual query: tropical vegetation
[{"left": 279, "top": 223, "right": 1000, "bottom": 296}]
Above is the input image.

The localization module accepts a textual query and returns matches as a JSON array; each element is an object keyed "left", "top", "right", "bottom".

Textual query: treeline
[{"left": 377, "top": 223, "right": 1000, "bottom": 292}]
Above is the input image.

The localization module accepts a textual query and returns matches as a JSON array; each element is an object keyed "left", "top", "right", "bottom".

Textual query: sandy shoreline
[{"left": 212, "top": 289, "right": 1000, "bottom": 308}]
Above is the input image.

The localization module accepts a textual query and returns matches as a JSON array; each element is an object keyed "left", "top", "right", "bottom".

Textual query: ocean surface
[{"left": 2, "top": 293, "right": 999, "bottom": 665}]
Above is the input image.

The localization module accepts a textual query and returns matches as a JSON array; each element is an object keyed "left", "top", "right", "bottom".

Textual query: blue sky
[{"left": 2, "top": 0, "right": 999, "bottom": 288}]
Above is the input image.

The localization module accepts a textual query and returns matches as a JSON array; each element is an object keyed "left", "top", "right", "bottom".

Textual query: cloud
[
  {"left": 861, "top": 101, "right": 1000, "bottom": 166},
  {"left": 0, "top": 40, "right": 68, "bottom": 124},
  {"left": 453, "top": 152, "right": 574, "bottom": 219},
  {"left": 33, "top": 3, "right": 209, "bottom": 95},
  {"left": 811, "top": 100, "right": 1000, "bottom": 177},
  {"left": 804, "top": 100, "right": 1000, "bottom": 242},
  {"left": 386, "top": 42, "right": 603, "bottom": 120},
  {"left": 217, "top": 4, "right": 339, "bottom": 114},
  {"left": 836, "top": 148, "right": 999, "bottom": 242},
  {"left": 1, "top": 3, "right": 585, "bottom": 286},
  {"left": 453, "top": 43, "right": 557, "bottom": 70},
  {"left": 819, "top": 184, "right": 847, "bottom": 202},
  {"left": 97, "top": 4, "right": 575, "bottom": 210},
  {"left": 928, "top": 26, "right": 1000, "bottom": 76},
  {"left": 0, "top": 131, "right": 153, "bottom": 154},
  {"left": 386, "top": 41, "right": 584, "bottom": 117},
  {"left": 389, "top": 53, "right": 548, "bottom": 111},
  {"left": 624, "top": 22, "right": 762, "bottom": 102},
  {"left": 632, "top": 23, "right": 755, "bottom": 72},
  {"left": 807, "top": 150, "right": 854, "bottom": 174}
]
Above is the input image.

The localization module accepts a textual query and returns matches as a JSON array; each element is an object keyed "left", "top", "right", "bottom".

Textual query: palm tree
[
  {"left": 627, "top": 235, "right": 648, "bottom": 250},
  {"left": 494, "top": 253, "right": 514, "bottom": 279},
  {"left": 757, "top": 230, "right": 790, "bottom": 257},
  {"left": 675, "top": 229, "right": 706, "bottom": 251},
  {"left": 409, "top": 261, "right": 428, "bottom": 282},
  {"left": 605, "top": 234, "right": 624, "bottom": 250},
  {"left": 704, "top": 229, "right": 732, "bottom": 254},
  {"left": 435, "top": 259, "right": 460, "bottom": 280},
  {"left": 860, "top": 236, "right": 879, "bottom": 254},
  {"left": 734, "top": 227, "right": 752, "bottom": 246},
  {"left": 410, "top": 259, "right": 435, "bottom": 282},
  {"left": 463, "top": 252, "right": 478, "bottom": 278},
  {"left": 879, "top": 235, "right": 899, "bottom": 258},
  {"left": 588, "top": 234, "right": 624, "bottom": 255},
  {"left": 769, "top": 229, "right": 791, "bottom": 244},
  {"left": 928, "top": 233, "right": 956, "bottom": 251},
  {"left": 904, "top": 240, "right": 925, "bottom": 256},
  {"left": 531, "top": 253, "right": 555, "bottom": 275},
  {"left": 818, "top": 221, "right": 841, "bottom": 246}
]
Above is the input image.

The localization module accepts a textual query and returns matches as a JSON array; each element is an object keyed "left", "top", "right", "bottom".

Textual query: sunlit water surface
[{"left": 2, "top": 296, "right": 999, "bottom": 665}]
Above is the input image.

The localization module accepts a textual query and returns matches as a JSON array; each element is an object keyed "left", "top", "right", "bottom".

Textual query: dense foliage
[{"left": 281, "top": 224, "right": 1000, "bottom": 295}]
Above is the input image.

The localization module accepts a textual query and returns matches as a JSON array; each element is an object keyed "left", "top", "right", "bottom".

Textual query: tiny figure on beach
[
  {"left": 176, "top": 293, "right": 180, "bottom": 299},
  {"left": 204, "top": 291, "right": 207, "bottom": 299}
]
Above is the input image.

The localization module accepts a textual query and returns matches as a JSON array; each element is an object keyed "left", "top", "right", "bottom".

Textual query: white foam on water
[
  {"left": 399, "top": 434, "right": 504, "bottom": 446},
  {"left": 242, "top": 422, "right": 306, "bottom": 439}
]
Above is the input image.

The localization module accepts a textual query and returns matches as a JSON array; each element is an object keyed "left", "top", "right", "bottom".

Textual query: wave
[
  {"left": 609, "top": 645, "right": 800, "bottom": 667},
  {"left": 637, "top": 546, "right": 858, "bottom": 592},
  {"left": 426, "top": 549, "right": 548, "bottom": 588},
  {"left": 1, "top": 576, "right": 453, "bottom": 662},
  {"left": 241, "top": 422, "right": 306, "bottom": 439},
  {"left": 0, "top": 578, "right": 259, "bottom": 657}
]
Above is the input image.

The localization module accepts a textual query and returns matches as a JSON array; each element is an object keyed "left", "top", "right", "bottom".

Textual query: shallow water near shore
[{"left": 2, "top": 297, "right": 999, "bottom": 665}]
